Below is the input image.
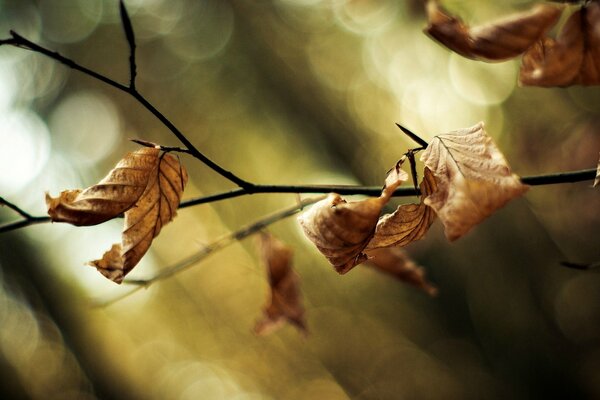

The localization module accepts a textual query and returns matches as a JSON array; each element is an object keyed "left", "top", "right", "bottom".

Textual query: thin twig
[
  {"left": 561, "top": 261, "right": 600, "bottom": 270},
  {"left": 119, "top": 0, "right": 137, "bottom": 89},
  {"left": 0, "top": 196, "right": 33, "bottom": 219},
  {"left": 0, "top": 168, "right": 596, "bottom": 234},
  {"left": 396, "top": 123, "right": 429, "bottom": 148},
  {"left": 0, "top": 31, "right": 252, "bottom": 189},
  {"left": 93, "top": 196, "right": 325, "bottom": 307}
]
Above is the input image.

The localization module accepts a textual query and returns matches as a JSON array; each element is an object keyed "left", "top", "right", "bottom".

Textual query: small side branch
[
  {"left": 0, "top": 197, "right": 50, "bottom": 233},
  {"left": 0, "top": 31, "right": 252, "bottom": 189},
  {"left": 119, "top": 0, "right": 137, "bottom": 89},
  {"left": 94, "top": 196, "right": 325, "bottom": 306},
  {"left": 0, "top": 196, "right": 34, "bottom": 219}
]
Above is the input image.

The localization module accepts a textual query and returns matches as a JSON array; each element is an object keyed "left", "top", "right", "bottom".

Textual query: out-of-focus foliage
[{"left": 0, "top": 0, "right": 599, "bottom": 399}]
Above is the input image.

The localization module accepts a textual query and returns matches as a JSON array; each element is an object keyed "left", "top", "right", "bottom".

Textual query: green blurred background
[{"left": 0, "top": 0, "right": 599, "bottom": 398}]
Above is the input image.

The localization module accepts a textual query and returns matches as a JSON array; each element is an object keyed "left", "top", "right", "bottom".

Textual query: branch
[
  {"left": 1, "top": 168, "right": 596, "bottom": 234},
  {"left": 0, "top": 31, "right": 252, "bottom": 189},
  {"left": 119, "top": 0, "right": 137, "bottom": 89},
  {"left": 93, "top": 196, "right": 325, "bottom": 307}
]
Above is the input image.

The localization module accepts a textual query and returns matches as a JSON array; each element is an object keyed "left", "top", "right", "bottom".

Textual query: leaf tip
[{"left": 88, "top": 244, "right": 126, "bottom": 284}]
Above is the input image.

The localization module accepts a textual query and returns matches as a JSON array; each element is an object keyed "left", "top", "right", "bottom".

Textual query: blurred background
[{"left": 0, "top": 0, "right": 599, "bottom": 398}]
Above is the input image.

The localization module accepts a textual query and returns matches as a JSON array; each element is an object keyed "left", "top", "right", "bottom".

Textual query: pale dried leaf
[
  {"left": 594, "top": 152, "right": 600, "bottom": 188},
  {"left": 88, "top": 244, "right": 124, "bottom": 282},
  {"left": 364, "top": 247, "right": 437, "bottom": 296},
  {"left": 89, "top": 151, "right": 188, "bottom": 283},
  {"left": 298, "top": 168, "right": 408, "bottom": 274},
  {"left": 425, "top": 0, "right": 562, "bottom": 61},
  {"left": 520, "top": 3, "right": 600, "bottom": 86},
  {"left": 46, "top": 148, "right": 161, "bottom": 226},
  {"left": 255, "top": 232, "right": 306, "bottom": 335},
  {"left": 367, "top": 168, "right": 437, "bottom": 250},
  {"left": 420, "top": 122, "right": 528, "bottom": 241}
]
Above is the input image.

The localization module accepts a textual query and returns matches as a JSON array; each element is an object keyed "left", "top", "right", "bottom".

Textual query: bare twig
[
  {"left": 0, "top": 31, "right": 252, "bottom": 189},
  {"left": 130, "top": 138, "right": 192, "bottom": 155},
  {"left": 0, "top": 196, "right": 34, "bottom": 219},
  {"left": 396, "top": 123, "right": 429, "bottom": 148},
  {"left": 93, "top": 196, "right": 325, "bottom": 307},
  {"left": 561, "top": 261, "right": 600, "bottom": 270},
  {"left": 119, "top": 0, "right": 137, "bottom": 89},
  {"left": 0, "top": 168, "right": 596, "bottom": 234}
]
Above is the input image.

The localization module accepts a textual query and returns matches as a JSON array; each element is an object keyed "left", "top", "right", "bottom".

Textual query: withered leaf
[
  {"left": 46, "top": 148, "right": 162, "bottom": 226},
  {"left": 420, "top": 122, "right": 528, "bottom": 241},
  {"left": 88, "top": 244, "right": 124, "bottom": 283},
  {"left": 254, "top": 232, "right": 306, "bottom": 335},
  {"left": 366, "top": 168, "right": 437, "bottom": 250},
  {"left": 520, "top": 3, "right": 600, "bottom": 86},
  {"left": 88, "top": 149, "right": 188, "bottom": 283},
  {"left": 298, "top": 168, "right": 408, "bottom": 274},
  {"left": 364, "top": 247, "right": 437, "bottom": 296},
  {"left": 425, "top": 0, "right": 562, "bottom": 61}
]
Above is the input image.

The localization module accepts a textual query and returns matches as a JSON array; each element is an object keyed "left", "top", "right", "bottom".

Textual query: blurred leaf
[
  {"left": 425, "top": 0, "right": 562, "bottom": 61},
  {"left": 520, "top": 2, "right": 600, "bottom": 86},
  {"left": 45, "top": 148, "right": 163, "bottom": 226},
  {"left": 367, "top": 168, "right": 437, "bottom": 250},
  {"left": 420, "top": 122, "right": 529, "bottom": 241},
  {"left": 595, "top": 152, "right": 600, "bottom": 187},
  {"left": 298, "top": 167, "right": 408, "bottom": 274},
  {"left": 88, "top": 149, "right": 188, "bottom": 283},
  {"left": 255, "top": 232, "right": 307, "bottom": 335},
  {"left": 364, "top": 247, "right": 438, "bottom": 296}
]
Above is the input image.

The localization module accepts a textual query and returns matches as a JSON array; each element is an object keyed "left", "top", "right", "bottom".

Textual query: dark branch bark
[
  {"left": 119, "top": 0, "right": 137, "bottom": 89},
  {"left": 1, "top": 31, "right": 252, "bottom": 189},
  {"left": 1, "top": 168, "right": 595, "bottom": 234}
]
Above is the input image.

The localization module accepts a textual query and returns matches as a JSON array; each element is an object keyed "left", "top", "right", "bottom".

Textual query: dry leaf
[
  {"left": 46, "top": 148, "right": 162, "bottom": 226},
  {"left": 364, "top": 247, "right": 437, "bottom": 296},
  {"left": 420, "top": 122, "right": 528, "bottom": 241},
  {"left": 254, "top": 232, "right": 306, "bottom": 335},
  {"left": 88, "top": 244, "right": 124, "bottom": 283},
  {"left": 298, "top": 168, "right": 408, "bottom": 274},
  {"left": 87, "top": 150, "right": 188, "bottom": 283},
  {"left": 367, "top": 168, "right": 437, "bottom": 250},
  {"left": 520, "top": 3, "right": 600, "bottom": 86},
  {"left": 425, "top": 0, "right": 562, "bottom": 61},
  {"left": 595, "top": 152, "right": 600, "bottom": 188}
]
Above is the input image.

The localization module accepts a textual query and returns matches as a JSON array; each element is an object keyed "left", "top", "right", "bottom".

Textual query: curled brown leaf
[
  {"left": 254, "top": 232, "right": 306, "bottom": 335},
  {"left": 298, "top": 167, "right": 408, "bottom": 274},
  {"left": 86, "top": 150, "right": 188, "bottom": 283},
  {"left": 420, "top": 122, "right": 528, "bottom": 241},
  {"left": 425, "top": 0, "right": 562, "bottom": 61},
  {"left": 520, "top": 2, "right": 600, "bottom": 86},
  {"left": 46, "top": 148, "right": 161, "bottom": 226},
  {"left": 364, "top": 247, "right": 437, "bottom": 296},
  {"left": 367, "top": 168, "right": 437, "bottom": 250}
]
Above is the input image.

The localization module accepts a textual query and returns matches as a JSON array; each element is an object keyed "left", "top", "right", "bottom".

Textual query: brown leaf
[
  {"left": 298, "top": 167, "right": 408, "bottom": 274},
  {"left": 366, "top": 168, "right": 437, "bottom": 250},
  {"left": 420, "top": 122, "right": 528, "bottom": 241},
  {"left": 425, "top": 1, "right": 562, "bottom": 61},
  {"left": 88, "top": 244, "right": 124, "bottom": 282},
  {"left": 520, "top": 3, "right": 600, "bottom": 86},
  {"left": 254, "top": 232, "right": 306, "bottom": 335},
  {"left": 46, "top": 148, "right": 162, "bottom": 226},
  {"left": 88, "top": 150, "right": 188, "bottom": 283},
  {"left": 364, "top": 247, "right": 437, "bottom": 296},
  {"left": 594, "top": 152, "right": 600, "bottom": 188}
]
